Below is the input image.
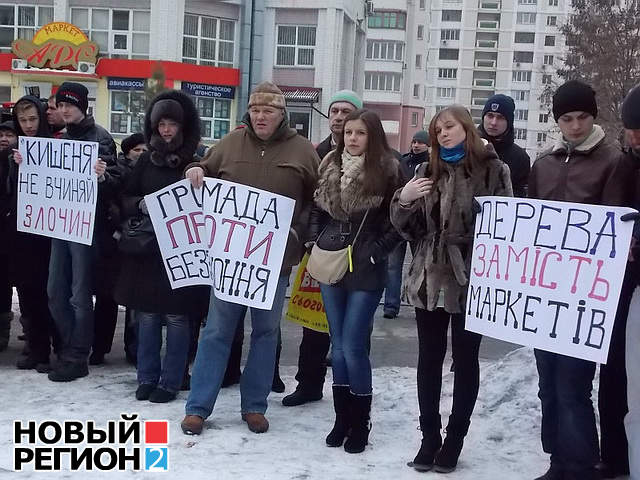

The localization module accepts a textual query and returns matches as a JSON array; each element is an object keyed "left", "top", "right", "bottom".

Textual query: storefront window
[
  {"left": 196, "top": 97, "right": 230, "bottom": 140},
  {"left": 0, "top": 5, "right": 53, "bottom": 50},
  {"left": 71, "top": 7, "right": 150, "bottom": 59},
  {"left": 182, "top": 14, "right": 235, "bottom": 68},
  {"left": 110, "top": 90, "right": 145, "bottom": 135}
]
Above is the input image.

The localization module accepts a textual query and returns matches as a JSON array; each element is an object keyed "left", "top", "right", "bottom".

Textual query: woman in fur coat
[
  {"left": 390, "top": 105, "right": 513, "bottom": 473},
  {"left": 310, "top": 109, "right": 402, "bottom": 454}
]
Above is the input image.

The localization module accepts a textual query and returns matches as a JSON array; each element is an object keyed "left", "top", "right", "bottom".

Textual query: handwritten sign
[
  {"left": 17, "top": 136, "right": 98, "bottom": 245},
  {"left": 145, "top": 179, "right": 295, "bottom": 310},
  {"left": 465, "top": 196, "right": 636, "bottom": 364}
]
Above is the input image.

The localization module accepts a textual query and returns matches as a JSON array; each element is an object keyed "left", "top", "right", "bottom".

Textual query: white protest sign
[
  {"left": 465, "top": 196, "right": 636, "bottom": 364},
  {"left": 145, "top": 179, "right": 295, "bottom": 310},
  {"left": 16, "top": 136, "right": 98, "bottom": 245}
]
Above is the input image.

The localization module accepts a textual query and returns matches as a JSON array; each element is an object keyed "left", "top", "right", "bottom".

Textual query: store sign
[
  {"left": 12, "top": 22, "right": 99, "bottom": 69},
  {"left": 107, "top": 78, "right": 145, "bottom": 90},
  {"left": 181, "top": 82, "right": 235, "bottom": 99}
]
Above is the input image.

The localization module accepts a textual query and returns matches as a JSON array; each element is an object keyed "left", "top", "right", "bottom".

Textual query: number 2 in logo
[{"left": 145, "top": 447, "right": 168, "bottom": 471}]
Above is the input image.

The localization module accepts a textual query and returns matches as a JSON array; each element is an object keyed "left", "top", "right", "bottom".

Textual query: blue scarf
[{"left": 440, "top": 142, "right": 465, "bottom": 163}]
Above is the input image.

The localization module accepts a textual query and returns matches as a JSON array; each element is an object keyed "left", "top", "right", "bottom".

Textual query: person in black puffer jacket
[{"left": 115, "top": 90, "right": 209, "bottom": 403}]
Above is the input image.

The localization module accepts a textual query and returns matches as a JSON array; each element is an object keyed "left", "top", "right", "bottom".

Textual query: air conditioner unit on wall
[
  {"left": 12, "top": 58, "right": 27, "bottom": 70},
  {"left": 77, "top": 62, "right": 96, "bottom": 74}
]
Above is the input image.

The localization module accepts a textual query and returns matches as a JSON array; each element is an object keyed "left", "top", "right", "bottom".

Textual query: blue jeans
[
  {"left": 186, "top": 275, "right": 289, "bottom": 418},
  {"left": 320, "top": 284, "right": 382, "bottom": 395},
  {"left": 137, "top": 312, "right": 190, "bottom": 393},
  {"left": 384, "top": 241, "right": 406, "bottom": 315},
  {"left": 535, "top": 349, "right": 600, "bottom": 472},
  {"left": 47, "top": 239, "right": 94, "bottom": 363}
]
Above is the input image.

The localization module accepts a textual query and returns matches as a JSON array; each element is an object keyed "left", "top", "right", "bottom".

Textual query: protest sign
[
  {"left": 465, "top": 196, "right": 636, "bottom": 364},
  {"left": 286, "top": 253, "right": 329, "bottom": 333},
  {"left": 145, "top": 179, "right": 295, "bottom": 310},
  {"left": 16, "top": 136, "right": 98, "bottom": 245}
]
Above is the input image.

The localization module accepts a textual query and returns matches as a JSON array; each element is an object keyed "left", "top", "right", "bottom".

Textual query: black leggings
[{"left": 415, "top": 308, "right": 482, "bottom": 436}]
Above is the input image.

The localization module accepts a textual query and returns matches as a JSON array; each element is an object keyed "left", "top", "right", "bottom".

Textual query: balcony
[
  {"left": 473, "top": 78, "right": 495, "bottom": 88},
  {"left": 475, "top": 58, "right": 496, "bottom": 68},
  {"left": 479, "top": 0, "right": 501, "bottom": 8},
  {"left": 478, "top": 20, "right": 499, "bottom": 29},
  {"left": 476, "top": 39, "right": 498, "bottom": 48},
  {"left": 472, "top": 97, "right": 491, "bottom": 106}
]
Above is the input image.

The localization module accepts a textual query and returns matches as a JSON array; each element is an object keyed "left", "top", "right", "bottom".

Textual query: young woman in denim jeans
[
  {"left": 309, "top": 109, "right": 402, "bottom": 454},
  {"left": 391, "top": 105, "right": 512, "bottom": 473},
  {"left": 115, "top": 90, "right": 208, "bottom": 403}
]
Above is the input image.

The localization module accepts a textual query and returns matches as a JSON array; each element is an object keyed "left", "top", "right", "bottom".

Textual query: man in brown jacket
[
  {"left": 181, "top": 81, "right": 319, "bottom": 435},
  {"left": 530, "top": 80, "right": 633, "bottom": 480}
]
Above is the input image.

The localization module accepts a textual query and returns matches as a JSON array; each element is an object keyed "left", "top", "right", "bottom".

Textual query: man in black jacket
[
  {"left": 45, "top": 82, "right": 119, "bottom": 381},
  {"left": 479, "top": 94, "right": 530, "bottom": 197},
  {"left": 282, "top": 90, "right": 363, "bottom": 407}
]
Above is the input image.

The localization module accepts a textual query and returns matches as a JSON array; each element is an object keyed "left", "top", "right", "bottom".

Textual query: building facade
[
  {"left": 363, "top": 0, "right": 428, "bottom": 152},
  {"left": 425, "top": 0, "right": 570, "bottom": 158}
]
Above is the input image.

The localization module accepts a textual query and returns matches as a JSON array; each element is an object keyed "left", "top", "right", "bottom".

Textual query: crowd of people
[{"left": 0, "top": 77, "right": 639, "bottom": 479}]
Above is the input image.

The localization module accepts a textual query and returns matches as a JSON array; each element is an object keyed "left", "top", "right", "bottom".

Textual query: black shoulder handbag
[{"left": 117, "top": 215, "right": 157, "bottom": 255}]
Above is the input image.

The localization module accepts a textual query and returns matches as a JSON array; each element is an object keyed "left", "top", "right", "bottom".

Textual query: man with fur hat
[
  {"left": 44, "top": 81, "right": 118, "bottom": 381},
  {"left": 479, "top": 94, "right": 530, "bottom": 197},
  {"left": 529, "top": 80, "right": 633, "bottom": 480},
  {"left": 282, "top": 89, "right": 363, "bottom": 407},
  {"left": 182, "top": 81, "right": 319, "bottom": 435},
  {"left": 621, "top": 83, "right": 640, "bottom": 480}
]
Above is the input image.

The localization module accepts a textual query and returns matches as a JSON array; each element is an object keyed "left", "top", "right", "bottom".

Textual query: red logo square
[{"left": 145, "top": 421, "right": 168, "bottom": 444}]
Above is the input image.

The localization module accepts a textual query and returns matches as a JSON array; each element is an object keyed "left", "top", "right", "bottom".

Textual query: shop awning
[{"left": 280, "top": 86, "right": 321, "bottom": 103}]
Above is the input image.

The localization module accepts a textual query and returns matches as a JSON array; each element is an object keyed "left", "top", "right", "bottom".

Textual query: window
[
  {"left": 516, "top": 12, "right": 537, "bottom": 24},
  {"left": 439, "top": 48, "right": 459, "bottom": 60},
  {"left": 0, "top": 5, "right": 53, "bottom": 50},
  {"left": 512, "top": 90, "right": 530, "bottom": 101},
  {"left": 417, "top": 25, "right": 424, "bottom": 40},
  {"left": 413, "top": 84, "right": 420, "bottom": 98},
  {"left": 366, "top": 40, "right": 404, "bottom": 61},
  {"left": 194, "top": 97, "right": 231, "bottom": 140},
  {"left": 519, "top": 0, "right": 537, "bottom": 3},
  {"left": 537, "top": 132, "right": 548, "bottom": 143},
  {"left": 437, "top": 87, "right": 456, "bottom": 98},
  {"left": 542, "top": 74, "right": 552, "bottom": 84},
  {"left": 368, "top": 11, "right": 407, "bottom": 29},
  {"left": 513, "top": 51, "right": 534, "bottom": 63},
  {"left": 512, "top": 70, "right": 532, "bottom": 82},
  {"left": 441, "top": 29, "right": 461, "bottom": 40},
  {"left": 71, "top": 8, "right": 150, "bottom": 59},
  {"left": 546, "top": 16, "right": 557, "bottom": 26},
  {"left": 539, "top": 113, "right": 549, "bottom": 123},
  {"left": 182, "top": 14, "right": 236, "bottom": 67},
  {"left": 515, "top": 109, "right": 529, "bottom": 121},
  {"left": 438, "top": 68, "right": 457, "bottom": 79},
  {"left": 544, "top": 35, "right": 556, "bottom": 46},
  {"left": 109, "top": 90, "right": 145, "bottom": 135},
  {"left": 411, "top": 112, "right": 419, "bottom": 126},
  {"left": 274, "top": 25, "right": 315, "bottom": 67},
  {"left": 364, "top": 72, "right": 402, "bottom": 91},
  {"left": 543, "top": 54, "right": 554, "bottom": 65},
  {"left": 515, "top": 128, "right": 527, "bottom": 140},
  {"left": 541, "top": 92, "right": 552, "bottom": 104},
  {"left": 436, "top": 105, "right": 447, "bottom": 112},
  {"left": 514, "top": 32, "right": 535, "bottom": 43},
  {"left": 549, "top": 0, "right": 558, "bottom": 6},
  {"left": 416, "top": 54, "right": 422, "bottom": 68},
  {"left": 441, "top": 10, "right": 462, "bottom": 21},
  {"left": 420, "top": 0, "right": 426, "bottom": 8}
]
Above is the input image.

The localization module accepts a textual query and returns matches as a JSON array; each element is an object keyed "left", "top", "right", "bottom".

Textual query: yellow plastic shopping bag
[{"left": 285, "top": 253, "right": 328, "bottom": 333}]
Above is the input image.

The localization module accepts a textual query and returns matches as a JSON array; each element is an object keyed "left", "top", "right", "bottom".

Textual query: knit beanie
[
  {"left": 482, "top": 94, "right": 515, "bottom": 128},
  {"left": 0, "top": 120, "right": 16, "bottom": 132},
  {"left": 412, "top": 130, "right": 429, "bottom": 144},
  {"left": 622, "top": 83, "right": 640, "bottom": 130},
  {"left": 328, "top": 90, "right": 363, "bottom": 112},
  {"left": 552, "top": 80, "right": 598, "bottom": 121},
  {"left": 56, "top": 82, "right": 88, "bottom": 115},
  {"left": 248, "top": 81, "right": 286, "bottom": 109},
  {"left": 121, "top": 132, "right": 145, "bottom": 156},
  {"left": 150, "top": 99, "right": 184, "bottom": 128}
]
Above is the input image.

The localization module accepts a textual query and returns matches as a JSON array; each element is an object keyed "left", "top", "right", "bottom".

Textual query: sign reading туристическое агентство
[{"left": 466, "top": 196, "right": 636, "bottom": 364}]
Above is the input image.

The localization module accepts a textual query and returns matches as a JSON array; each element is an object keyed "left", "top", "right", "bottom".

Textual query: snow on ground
[{"left": 0, "top": 347, "right": 569, "bottom": 480}]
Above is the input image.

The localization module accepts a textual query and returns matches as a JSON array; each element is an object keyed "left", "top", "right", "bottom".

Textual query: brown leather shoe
[
  {"left": 241, "top": 413, "right": 269, "bottom": 433},
  {"left": 181, "top": 415, "right": 204, "bottom": 435}
]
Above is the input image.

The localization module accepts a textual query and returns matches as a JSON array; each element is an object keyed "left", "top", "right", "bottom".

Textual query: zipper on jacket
[
  {"left": 565, "top": 153, "right": 570, "bottom": 163},
  {"left": 261, "top": 146, "right": 265, "bottom": 157}
]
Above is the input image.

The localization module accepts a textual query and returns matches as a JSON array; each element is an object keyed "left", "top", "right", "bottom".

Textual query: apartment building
[
  {"left": 425, "top": 0, "right": 571, "bottom": 157},
  {"left": 364, "top": 0, "right": 429, "bottom": 151}
]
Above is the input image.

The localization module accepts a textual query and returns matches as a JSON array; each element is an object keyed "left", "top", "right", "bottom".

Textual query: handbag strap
[{"left": 351, "top": 209, "right": 369, "bottom": 247}]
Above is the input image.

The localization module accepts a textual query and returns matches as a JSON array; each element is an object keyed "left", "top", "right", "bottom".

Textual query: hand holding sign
[
  {"left": 94, "top": 159, "right": 106, "bottom": 176},
  {"left": 13, "top": 149, "right": 22, "bottom": 164},
  {"left": 185, "top": 166, "right": 204, "bottom": 189}
]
